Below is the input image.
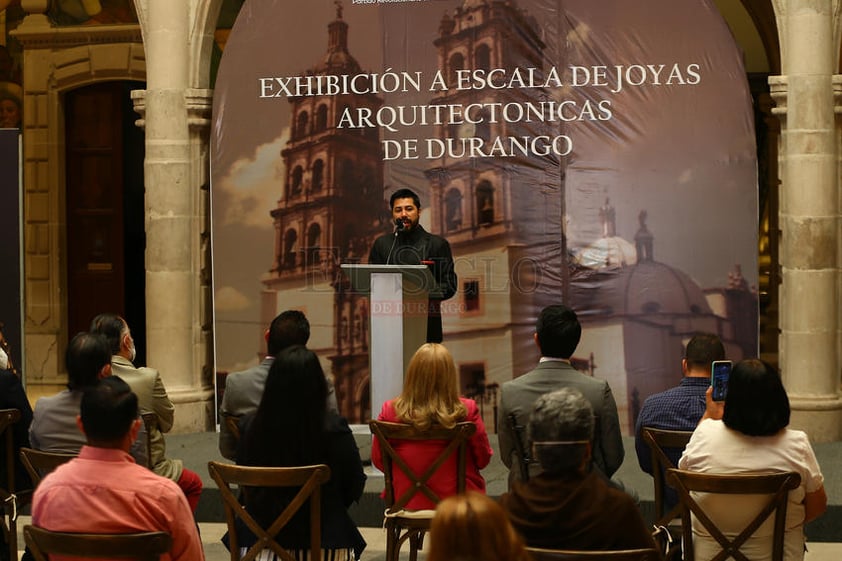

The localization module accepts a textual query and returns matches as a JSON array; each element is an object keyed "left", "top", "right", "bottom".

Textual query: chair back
[
  {"left": 369, "top": 420, "right": 476, "bottom": 513},
  {"left": 641, "top": 427, "right": 693, "bottom": 525},
  {"left": 24, "top": 525, "right": 172, "bottom": 561},
  {"left": 507, "top": 412, "right": 532, "bottom": 482},
  {"left": 369, "top": 420, "right": 477, "bottom": 561},
  {"left": 223, "top": 414, "right": 242, "bottom": 443},
  {"left": 527, "top": 547, "right": 661, "bottom": 561},
  {"left": 666, "top": 469, "right": 801, "bottom": 561},
  {"left": 208, "top": 460, "right": 330, "bottom": 561},
  {"left": 140, "top": 412, "right": 157, "bottom": 469},
  {"left": 0, "top": 408, "right": 22, "bottom": 561},
  {"left": 20, "top": 447, "right": 77, "bottom": 487}
]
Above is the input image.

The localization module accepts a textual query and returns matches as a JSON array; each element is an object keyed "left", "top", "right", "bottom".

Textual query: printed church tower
[
  {"left": 424, "top": 0, "right": 568, "bottom": 411},
  {"left": 262, "top": 4, "right": 384, "bottom": 421}
]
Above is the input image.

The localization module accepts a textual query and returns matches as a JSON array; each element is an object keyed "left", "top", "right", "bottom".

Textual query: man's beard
[{"left": 128, "top": 342, "right": 136, "bottom": 362}]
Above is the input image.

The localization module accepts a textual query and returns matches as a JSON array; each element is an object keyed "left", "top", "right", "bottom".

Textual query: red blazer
[{"left": 371, "top": 397, "right": 493, "bottom": 510}]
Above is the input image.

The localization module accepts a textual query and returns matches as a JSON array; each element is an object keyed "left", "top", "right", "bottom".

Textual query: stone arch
[
  {"left": 312, "top": 159, "right": 325, "bottom": 192},
  {"left": 315, "top": 103, "right": 329, "bottom": 131},
  {"left": 283, "top": 228, "right": 298, "bottom": 269},
  {"left": 296, "top": 111, "right": 309, "bottom": 138},
  {"left": 475, "top": 43, "right": 491, "bottom": 71},
  {"left": 476, "top": 180, "right": 494, "bottom": 226},
  {"left": 290, "top": 165, "right": 304, "bottom": 196},
  {"left": 445, "top": 187, "right": 463, "bottom": 232},
  {"left": 448, "top": 51, "right": 465, "bottom": 85},
  {"left": 306, "top": 222, "right": 322, "bottom": 265}
]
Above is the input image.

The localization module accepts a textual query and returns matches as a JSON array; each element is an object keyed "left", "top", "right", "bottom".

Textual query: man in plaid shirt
[{"left": 634, "top": 333, "right": 726, "bottom": 486}]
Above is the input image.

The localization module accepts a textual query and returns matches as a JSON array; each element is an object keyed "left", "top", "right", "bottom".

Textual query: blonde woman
[
  {"left": 371, "top": 343, "right": 493, "bottom": 510},
  {"left": 428, "top": 492, "right": 531, "bottom": 561}
]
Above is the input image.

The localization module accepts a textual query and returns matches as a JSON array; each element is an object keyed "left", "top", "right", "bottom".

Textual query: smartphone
[{"left": 711, "top": 360, "right": 732, "bottom": 401}]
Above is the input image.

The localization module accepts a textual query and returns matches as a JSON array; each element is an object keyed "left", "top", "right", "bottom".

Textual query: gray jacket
[{"left": 498, "top": 360, "right": 624, "bottom": 484}]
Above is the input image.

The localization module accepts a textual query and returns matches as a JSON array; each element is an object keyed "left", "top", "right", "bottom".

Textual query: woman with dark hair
[
  {"left": 233, "top": 345, "right": 366, "bottom": 560},
  {"left": 679, "top": 359, "right": 826, "bottom": 561}
]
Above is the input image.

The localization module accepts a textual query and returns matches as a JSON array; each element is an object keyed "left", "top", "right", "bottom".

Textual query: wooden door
[{"left": 65, "top": 81, "right": 146, "bottom": 361}]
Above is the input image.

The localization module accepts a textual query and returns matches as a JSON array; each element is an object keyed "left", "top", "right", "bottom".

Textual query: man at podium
[{"left": 368, "top": 188, "right": 457, "bottom": 343}]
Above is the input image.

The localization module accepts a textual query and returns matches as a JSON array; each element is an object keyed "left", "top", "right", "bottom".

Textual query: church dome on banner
[
  {"left": 576, "top": 237, "right": 638, "bottom": 269},
  {"left": 609, "top": 261, "right": 712, "bottom": 317},
  {"left": 570, "top": 208, "right": 712, "bottom": 319},
  {"left": 570, "top": 259, "right": 713, "bottom": 320}
]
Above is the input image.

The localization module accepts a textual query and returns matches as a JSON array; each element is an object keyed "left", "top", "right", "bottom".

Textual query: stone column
[
  {"left": 137, "top": 0, "right": 213, "bottom": 432},
  {"left": 772, "top": 0, "right": 842, "bottom": 441}
]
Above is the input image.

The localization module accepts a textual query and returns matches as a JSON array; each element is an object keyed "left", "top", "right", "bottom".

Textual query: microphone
[{"left": 388, "top": 219, "right": 404, "bottom": 263}]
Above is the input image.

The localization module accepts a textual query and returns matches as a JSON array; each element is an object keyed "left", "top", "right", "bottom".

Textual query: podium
[{"left": 340, "top": 264, "right": 437, "bottom": 417}]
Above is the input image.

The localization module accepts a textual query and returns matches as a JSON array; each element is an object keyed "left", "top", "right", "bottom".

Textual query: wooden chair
[
  {"left": 507, "top": 411, "right": 533, "bottom": 482},
  {"left": 24, "top": 525, "right": 172, "bottom": 561},
  {"left": 0, "top": 408, "right": 23, "bottom": 561},
  {"left": 20, "top": 447, "right": 77, "bottom": 487},
  {"left": 140, "top": 411, "right": 158, "bottom": 469},
  {"left": 666, "top": 468, "right": 801, "bottom": 561},
  {"left": 223, "top": 414, "right": 242, "bottom": 443},
  {"left": 527, "top": 547, "right": 661, "bottom": 561},
  {"left": 208, "top": 460, "right": 330, "bottom": 561},
  {"left": 641, "top": 427, "right": 693, "bottom": 525},
  {"left": 369, "top": 420, "right": 477, "bottom": 561}
]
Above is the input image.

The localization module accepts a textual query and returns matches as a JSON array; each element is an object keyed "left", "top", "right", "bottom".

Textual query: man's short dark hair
[
  {"left": 89, "top": 313, "right": 126, "bottom": 355},
  {"left": 723, "top": 359, "right": 790, "bottom": 437},
  {"left": 684, "top": 333, "right": 725, "bottom": 370},
  {"left": 80, "top": 377, "right": 139, "bottom": 444},
  {"left": 389, "top": 188, "right": 421, "bottom": 209},
  {"left": 66, "top": 332, "right": 111, "bottom": 391},
  {"left": 535, "top": 305, "right": 581, "bottom": 359},
  {"left": 267, "top": 310, "right": 310, "bottom": 356}
]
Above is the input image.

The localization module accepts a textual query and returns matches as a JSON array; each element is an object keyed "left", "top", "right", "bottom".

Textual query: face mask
[{"left": 0, "top": 347, "right": 7, "bottom": 370}]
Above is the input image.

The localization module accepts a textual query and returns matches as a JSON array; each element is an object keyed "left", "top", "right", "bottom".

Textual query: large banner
[
  {"left": 0, "top": 129, "right": 22, "bottom": 377},
  {"left": 211, "top": 0, "right": 758, "bottom": 433}
]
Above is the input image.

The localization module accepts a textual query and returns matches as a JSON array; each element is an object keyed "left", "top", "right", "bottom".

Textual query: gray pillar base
[{"left": 789, "top": 396, "right": 842, "bottom": 442}]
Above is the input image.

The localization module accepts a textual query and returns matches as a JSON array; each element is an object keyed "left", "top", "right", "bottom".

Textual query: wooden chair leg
[
  {"left": 385, "top": 520, "right": 399, "bottom": 561},
  {"left": 408, "top": 529, "right": 426, "bottom": 561},
  {"left": 3, "top": 501, "right": 16, "bottom": 561}
]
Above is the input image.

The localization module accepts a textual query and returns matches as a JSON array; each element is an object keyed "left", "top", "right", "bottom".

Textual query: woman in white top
[{"left": 678, "top": 359, "right": 827, "bottom": 561}]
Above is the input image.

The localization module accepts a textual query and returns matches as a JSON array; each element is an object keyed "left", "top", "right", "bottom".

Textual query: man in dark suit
[
  {"left": 368, "top": 188, "right": 457, "bottom": 343},
  {"left": 498, "top": 304, "right": 624, "bottom": 485}
]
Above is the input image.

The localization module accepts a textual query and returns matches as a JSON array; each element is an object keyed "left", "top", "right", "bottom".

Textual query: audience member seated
[
  {"left": 29, "top": 332, "right": 146, "bottom": 464},
  {"left": 90, "top": 313, "right": 202, "bottom": 512},
  {"left": 428, "top": 491, "right": 531, "bottom": 561},
  {"left": 0, "top": 347, "right": 33, "bottom": 561},
  {"left": 499, "top": 305, "right": 624, "bottom": 486},
  {"left": 501, "top": 387, "right": 656, "bottom": 551},
  {"left": 219, "top": 309, "right": 338, "bottom": 460},
  {"left": 233, "top": 345, "right": 366, "bottom": 560},
  {"left": 31, "top": 377, "right": 203, "bottom": 561},
  {"left": 371, "top": 343, "right": 493, "bottom": 510},
  {"left": 635, "top": 333, "right": 725, "bottom": 508},
  {"left": 678, "top": 359, "right": 827, "bottom": 561}
]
